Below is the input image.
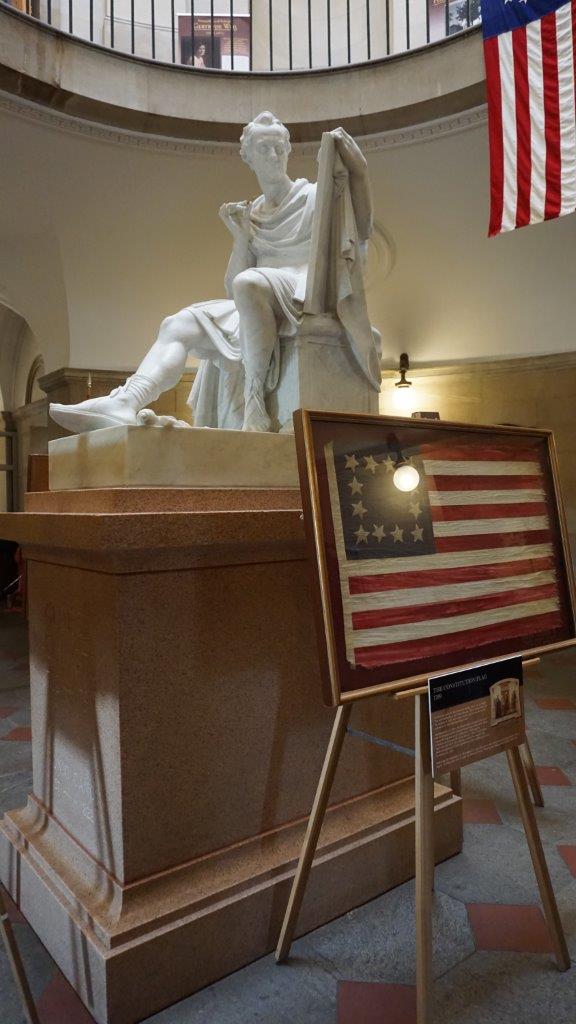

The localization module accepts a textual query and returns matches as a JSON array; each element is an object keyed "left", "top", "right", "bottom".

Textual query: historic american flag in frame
[{"left": 294, "top": 411, "right": 576, "bottom": 706}]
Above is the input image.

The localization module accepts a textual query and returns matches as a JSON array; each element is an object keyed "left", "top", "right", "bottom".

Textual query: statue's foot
[
  {"left": 50, "top": 392, "right": 139, "bottom": 434},
  {"left": 242, "top": 389, "right": 272, "bottom": 432}
]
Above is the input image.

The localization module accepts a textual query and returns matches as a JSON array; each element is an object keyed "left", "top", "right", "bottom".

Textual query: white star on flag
[
  {"left": 372, "top": 524, "right": 386, "bottom": 542},
  {"left": 354, "top": 524, "right": 370, "bottom": 544},
  {"left": 351, "top": 500, "right": 368, "bottom": 518},
  {"left": 363, "top": 455, "right": 378, "bottom": 474},
  {"left": 391, "top": 524, "right": 404, "bottom": 543},
  {"left": 348, "top": 477, "right": 363, "bottom": 495},
  {"left": 345, "top": 454, "right": 359, "bottom": 471}
]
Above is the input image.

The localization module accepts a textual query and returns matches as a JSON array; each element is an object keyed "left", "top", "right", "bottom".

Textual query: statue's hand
[
  {"left": 330, "top": 127, "right": 368, "bottom": 176},
  {"left": 219, "top": 201, "right": 252, "bottom": 242}
]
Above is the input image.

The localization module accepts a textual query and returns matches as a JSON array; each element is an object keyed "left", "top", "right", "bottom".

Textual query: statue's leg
[
  {"left": 49, "top": 309, "right": 219, "bottom": 433},
  {"left": 232, "top": 271, "right": 282, "bottom": 432}
]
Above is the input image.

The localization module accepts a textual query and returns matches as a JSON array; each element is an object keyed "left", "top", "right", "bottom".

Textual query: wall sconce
[{"left": 395, "top": 353, "right": 412, "bottom": 389}]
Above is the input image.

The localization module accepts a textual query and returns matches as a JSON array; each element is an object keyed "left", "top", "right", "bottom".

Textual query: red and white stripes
[{"left": 485, "top": 1, "right": 576, "bottom": 235}]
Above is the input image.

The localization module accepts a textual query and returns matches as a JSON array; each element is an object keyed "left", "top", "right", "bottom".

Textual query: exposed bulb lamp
[
  {"left": 395, "top": 353, "right": 412, "bottom": 389},
  {"left": 393, "top": 463, "right": 420, "bottom": 492},
  {"left": 387, "top": 430, "right": 421, "bottom": 493}
]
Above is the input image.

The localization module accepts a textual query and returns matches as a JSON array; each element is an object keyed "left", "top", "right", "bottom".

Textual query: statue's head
[{"left": 240, "top": 112, "right": 291, "bottom": 180}]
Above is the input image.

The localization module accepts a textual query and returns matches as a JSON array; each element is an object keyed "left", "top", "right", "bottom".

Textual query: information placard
[{"left": 429, "top": 656, "right": 525, "bottom": 776}]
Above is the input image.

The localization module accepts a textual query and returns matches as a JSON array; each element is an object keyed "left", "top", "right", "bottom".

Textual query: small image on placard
[
  {"left": 489, "top": 677, "right": 521, "bottom": 727},
  {"left": 429, "top": 656, "right": 525, "bottom": 777}
]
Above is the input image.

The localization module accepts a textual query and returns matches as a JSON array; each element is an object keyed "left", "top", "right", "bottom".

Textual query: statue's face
[{"left": 248, "top": 129, "right": 289, "bottom": 182}]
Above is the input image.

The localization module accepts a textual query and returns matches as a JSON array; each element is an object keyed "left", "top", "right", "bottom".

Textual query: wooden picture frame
[{"left": 294, "top": 409, "right": 576, "bottom": 707}]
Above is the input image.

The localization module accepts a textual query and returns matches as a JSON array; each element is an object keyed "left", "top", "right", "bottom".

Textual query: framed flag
[{"left": 294, "top": 410, "right": 576, "bottom": 707}]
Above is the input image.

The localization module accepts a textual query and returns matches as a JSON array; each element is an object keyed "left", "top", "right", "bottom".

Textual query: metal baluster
[
  {"left": 426, "top": 0, "right": 430, "bottom": 42},
  {"left": 467, "top": 0, "right": 471, "bottom": 26},
  {"left": 346, "top": 0, "right": 351, "bottom": 63},
  {"left": 47, "top": 0, "right": 52, "bottom": 25},
  {"left": 89, "top": 0, "right": 93, "bottom": 39},
  {"left": 230, "top": 0, "right": 234, "bottom": 69},
  {"left": 308, "top": 0, "right": 312, "bottom": 67},
  {"left": 210, "top": 0, "right": 214, "bottom": 66},
  {"left": 68, "top": 0, "right": 72, "bottom": 33},
  {"left": 191, "top": 0, "right": 195, "bottom": 66},
  {"left": 386, "top": 0, "right": 390, "bottom": 53},
  {"left": 151, "top": 0, "right": 155, "bottom": 57},
  {"left": 288, "top": 0, "right": 293, "bottom": 69},
  {"left": 405, "top": 0, "right": 410, "bottom": 50},
  {"left": 366, "top": 0, "right": 370, "bottom": 59},
  {"left": 269, "top": 0, "right": 273, "bottom": 69},
  {"left": 445, "top": 0, "right": 449, "bottom": 38},
  {"left": 110, "top": 0, "right": 114, "bottom": 46},
  {"left": 171, "top": 0, "right": 175, "bottom": 61},
  {"left": 249, "top": 0, "right": 253, "bottom": 69},
  {"left": 326, "top": 0, "right": 331, "bottom": 65},
  {"left": 131, "top": 0, "right": 135, "bottom": 53}
]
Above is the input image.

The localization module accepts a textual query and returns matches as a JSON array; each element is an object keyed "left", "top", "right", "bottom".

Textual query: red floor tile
[
  {"left": 467, "top": 903, "right": 553, "bottom": 953},
  {"left": 0, "top": 707, "right": 16, "bottom": 719},
  {"left": 462, "top": 798, "right": 502, "bottom": 825},
  {"left": 2, "top": 726, "right": 32, "bottom": 742},
  {"left": 535, "top": 765, "right": 572, "bottom": 787},
  {"left": 36, "top": 973, "right": 96, "bottom": 1024},
  {"left": 535, "top": 698, "right": 576, "bottom": 710},
  {"left": 558, "top": 845, "right": 576, "bottom": 877},
  {"left": 338, "top": 981, "right": 416, "bottom": 1024},
  {"left": 0, "top": 885, "right": 25, "bottom": 924}
]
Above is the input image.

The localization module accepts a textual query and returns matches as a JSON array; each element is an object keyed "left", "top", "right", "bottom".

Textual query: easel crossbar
[{"left": 346, "top": 726, "right": 415, "bottom": 759}]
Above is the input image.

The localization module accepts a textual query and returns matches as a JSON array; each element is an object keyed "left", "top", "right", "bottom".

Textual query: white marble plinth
[{"left": 49, "top": 425, "right": 299, "bottom": 491}]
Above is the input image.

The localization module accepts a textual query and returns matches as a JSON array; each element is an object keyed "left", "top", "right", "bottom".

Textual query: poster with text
[
  {"left": 178, "top": 14, "right": 250, "bottom": 70},
  {"left": 429, "top": 657, "right": 525, "bottom": 776}
]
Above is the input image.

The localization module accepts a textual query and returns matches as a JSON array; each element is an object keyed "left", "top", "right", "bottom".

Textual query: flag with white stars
[
  {"left": 324, "top": 437, "right": 562, "bottom": 672},
  {"left": 335, "top": 444, "right": 435, "bottom": 560}
]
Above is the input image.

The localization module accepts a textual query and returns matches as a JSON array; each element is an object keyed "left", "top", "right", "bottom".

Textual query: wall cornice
[
  {"left": 381, "top": 350, "right": 576, "bottom": 379},
  {"left": 0, "top": 90, "right": 487, "bottom": 157}
]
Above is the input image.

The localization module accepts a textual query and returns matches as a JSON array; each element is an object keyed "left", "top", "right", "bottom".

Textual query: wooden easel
[
  {"left": 0, "top": 887, "right": 40, "bottom": 1024},
  {"left": 275, "top": 669, "right": 569, "bottom": 1023}
]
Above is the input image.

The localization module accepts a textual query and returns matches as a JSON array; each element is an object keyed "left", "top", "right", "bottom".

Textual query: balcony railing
[{"left": 1, "top": 0, "right": 480, "bottom": 71}]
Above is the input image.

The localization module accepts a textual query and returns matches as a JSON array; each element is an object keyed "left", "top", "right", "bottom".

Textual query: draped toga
[{"left": 187, "top": 173, "right": 380, "bottom": 429}]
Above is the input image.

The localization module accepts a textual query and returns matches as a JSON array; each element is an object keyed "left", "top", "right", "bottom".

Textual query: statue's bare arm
[
  {"left": 331, "top": 128, "right": 373, "bottom": 243},
  {"left": 219, "top": 201, "right": 257, "bottom": 297}
]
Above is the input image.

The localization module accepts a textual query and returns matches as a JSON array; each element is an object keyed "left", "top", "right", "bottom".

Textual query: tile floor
[{"left": 1, "top": 614, "right": 576, "bottom": 1023}]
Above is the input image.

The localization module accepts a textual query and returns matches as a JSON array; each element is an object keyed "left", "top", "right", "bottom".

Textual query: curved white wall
[{"left": 1, "top": 95, "right": 575, "bottom": 380}]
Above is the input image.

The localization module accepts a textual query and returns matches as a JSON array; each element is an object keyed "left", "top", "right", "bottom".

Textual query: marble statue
[{"left": 49, "top": 111, "right": 381, "bottom": 435}]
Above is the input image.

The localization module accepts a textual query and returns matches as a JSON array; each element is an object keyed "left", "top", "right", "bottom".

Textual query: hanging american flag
[
  {"left": 325, "top": 439, "right": 562, "bottom": 671},
  {"left": 482, "top": 0, "right": 576, "bottom": 235}
]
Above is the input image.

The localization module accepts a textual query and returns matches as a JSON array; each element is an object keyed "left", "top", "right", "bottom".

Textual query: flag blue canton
[
  {"left": 334, "top": 442, "right": 436, "bottom": 561},
  {"left": 481, "top": 0, "right": 568, "bottom": 40}
]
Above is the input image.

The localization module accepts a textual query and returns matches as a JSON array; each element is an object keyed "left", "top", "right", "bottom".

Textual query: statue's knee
[
  {"left": 159, "top": 312, "right": 188, "bottom": 342},
  {"left": 232, "top": 270, "right": 268, "bottom": 306}
]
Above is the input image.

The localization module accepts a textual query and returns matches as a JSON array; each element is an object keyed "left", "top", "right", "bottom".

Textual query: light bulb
[{"left": 393, "top": 463, "right": 420, "bottom": 492}]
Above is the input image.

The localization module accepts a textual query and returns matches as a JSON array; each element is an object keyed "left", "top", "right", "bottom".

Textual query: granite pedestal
[{"left": 0, "top": 429, "right": 462, "bottom": 1024}]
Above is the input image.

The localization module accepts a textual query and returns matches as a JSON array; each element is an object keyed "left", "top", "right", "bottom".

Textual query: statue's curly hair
[{"left": 239, "top": 112, "right": 291, "bottom": 168}]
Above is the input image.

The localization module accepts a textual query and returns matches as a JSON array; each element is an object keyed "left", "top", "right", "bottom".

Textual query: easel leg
[
  {"left": 0, "top": 888, "right": 40, "bottom": 1024},
  {"left": 415, "top": 694, "right": 434, "bottom": 1024},
  {"left": 449, "top": 769, "right": 462, "bottom": 797},
  {"left": 519, "top": 738, "right": 544, "bottom": 808},
  {"left": 276, "top": 703, "right": 351, "bottom": 964},
  {"left": 506, "top": 746, "right": 570, "bottom": 971}
]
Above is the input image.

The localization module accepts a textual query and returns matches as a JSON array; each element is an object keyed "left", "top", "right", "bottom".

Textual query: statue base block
[
  {"left": 48, "top": 425, "right": 299, "bottom": 491},
  {"left": 0, "top": 489, "right": 462, "bottom": 1024}
]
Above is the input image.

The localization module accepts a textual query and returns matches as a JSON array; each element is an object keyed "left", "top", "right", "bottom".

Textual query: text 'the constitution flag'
[{"left": 482, "top": 0, "right": 576, "bottom": 235}]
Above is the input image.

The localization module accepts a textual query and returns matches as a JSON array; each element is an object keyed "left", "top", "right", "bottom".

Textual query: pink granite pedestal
[{"left": 0, "top": 487, "right": 462, "bottom": 1024}]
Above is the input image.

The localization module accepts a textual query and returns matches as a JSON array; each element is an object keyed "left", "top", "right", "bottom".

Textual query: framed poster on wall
[
  {"left": 294, "top": 410, "right": 576, "bottom": 707},
  {"left": 178, "top": 13, "right": 251, "bottom": 69}
]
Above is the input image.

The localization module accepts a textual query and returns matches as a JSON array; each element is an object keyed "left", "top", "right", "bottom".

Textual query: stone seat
[{"left": 271, "top": 313, "right": 380, "bottom": 432}]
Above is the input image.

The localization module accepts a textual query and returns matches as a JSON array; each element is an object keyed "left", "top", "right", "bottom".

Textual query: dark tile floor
[{"left": 1, "top": 615, "right": 576, "bottom": 1023}]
